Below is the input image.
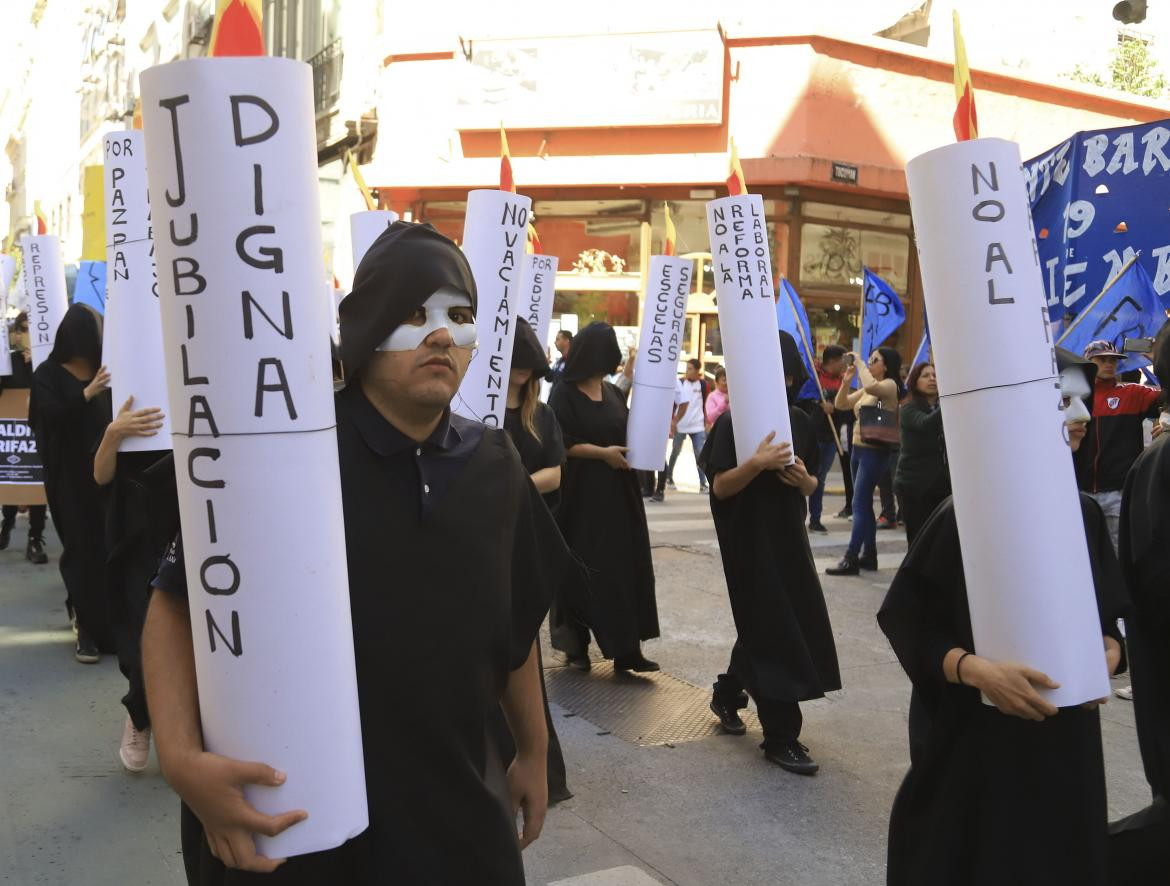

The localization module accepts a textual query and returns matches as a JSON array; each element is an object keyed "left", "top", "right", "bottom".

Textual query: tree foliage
[{"left": 1069, "top": 36, "right": 1168, "bottom": 99}]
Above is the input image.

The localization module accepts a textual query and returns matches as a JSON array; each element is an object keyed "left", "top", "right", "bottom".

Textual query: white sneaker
[
  {"left": 1114, "top": 685, "right": 1133, "bottom": 701},
  {"left": 119, "top": 716, "right": 151, "bottom": 772}
]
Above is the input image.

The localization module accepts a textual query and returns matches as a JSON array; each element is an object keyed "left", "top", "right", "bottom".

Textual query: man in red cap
[{"left": 1074, "top": 339, "right": 1164, "bottom": 551}]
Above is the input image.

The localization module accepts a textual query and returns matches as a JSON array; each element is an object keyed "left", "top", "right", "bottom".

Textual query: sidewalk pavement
[{"left": 0, "top": 497, "right": 1150, "bottom": 885}]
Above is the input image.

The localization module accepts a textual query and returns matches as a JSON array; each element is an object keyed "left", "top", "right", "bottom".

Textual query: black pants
[
  {"left": 714, "top": 643, "right": 803, "bottom": 749},
  {"left": 837, "top": 444, "right": 854, "bottom": 508},
  {"left": 877, "top": 453, "right": 899, "bottom": 520},
  {"left": 898, "top": 475, "right": 952, "bottom": 546},
  {"left": 108, "top": 540, "right": 159, "bottom": 730},
  {"left": 2, "top": 504, "right": 46, "bottom": 538}
]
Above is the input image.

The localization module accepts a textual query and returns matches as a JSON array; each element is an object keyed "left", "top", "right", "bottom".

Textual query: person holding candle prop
[
  {"left": 699, "top": 334, "right": 841, "bottom": 774},
  {"left": 548, "top": 321, "right": 659, "bottom": 673},
  {"left": 827, "top": 347, "right": 903, "bottom": 576},
  {"left": 144, "top": 223, "right": 573, "bottom": 882},
  {"left": 876, "top": 349, "right": 1127, "bottom": 885}
]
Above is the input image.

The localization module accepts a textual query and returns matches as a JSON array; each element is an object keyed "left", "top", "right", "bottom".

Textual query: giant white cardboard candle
[
  {"left": 518, "top": 253, "right": 559, "bottom": 348},
  {"left": 0, "top": 254, "right": 13, "bottom": 377},
  {"left": 140, "top": 56, "right": 367, "bottom": 857},
  {"left": 20, "top": 235, "right": 68, "bottom": 370},
  {"left": 906, "top": 137, "right": 1108, "bottom": 708},
  {"left": 705, "top": 195, "right": 792, "bottom": 465},
  {"left": 626, "top": 256, "right": 692, "bottom": 470},
  {"left": 102, "top": 131, "right": 173, "bottom": 452},
  {"left": 349, "top": 210, "right": 399, "bottom": 269},
  {"left": 453, "top": 189, "right": 531, "bottom": 427}
]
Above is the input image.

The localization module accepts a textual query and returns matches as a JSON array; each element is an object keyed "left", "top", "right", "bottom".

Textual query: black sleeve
[
  {"left": 507, "top": 466, "right": 573, "bottom": 670},
  {"left": 877, "top": 501, "right": 966, "bottom": 698},
  {"left": 791, "top": 407, "right": 819, "bottom": 478},
  {"left": 697, "top": 411, "right": 737, "bottom": 479},
  {"left": 548, "top": 382, "right": 586, "bottom": 449},
  {"left": 151, "top": 532, "right": 189, "bottom": 598},
  {"left": 30, "top": 363, "right": 87, "bottom": 428},
  {"left": 537, "top": 403, "right": 565, "bottom": 469}
]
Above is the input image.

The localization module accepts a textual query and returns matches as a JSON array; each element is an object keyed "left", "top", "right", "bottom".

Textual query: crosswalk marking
[
  {"left": 646, "top": 519, "right": 714, "bottom": 533},
  {"left": 547, "top": 866, "right": 663, "bottom": 885}
]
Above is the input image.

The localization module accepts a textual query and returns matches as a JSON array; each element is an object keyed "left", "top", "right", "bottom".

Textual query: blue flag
[
  {"left": 860, "top": 267, "right": 905, "bottom": 359},
  {"left": 909, "top": 319, "right": 931, "bottom": 372},
  {"left": 1057, "top": 259, "right": 1167, "bottom": 373},
  {"left": 73, "top": 260, "right": 107, "bottom": 314},
  {"left": 776, "top": 278, "right": 816, "bottom": 377}
]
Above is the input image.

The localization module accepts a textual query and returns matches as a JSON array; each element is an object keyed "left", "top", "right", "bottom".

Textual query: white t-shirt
[{"left": 675, "top": 378, "right": 706, "bottom": 434}]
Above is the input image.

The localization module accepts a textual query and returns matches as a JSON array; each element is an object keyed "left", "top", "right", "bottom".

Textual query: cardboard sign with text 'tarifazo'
[{"left": 139, "top": 55, "right": 367, "bottom": 858}]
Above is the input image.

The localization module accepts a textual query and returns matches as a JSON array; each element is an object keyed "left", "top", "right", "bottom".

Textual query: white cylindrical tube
[
  {"left": 349, "top": 209, "right": 399, "bottom": 270},
  {"left": 20, "top": 235, "right": 69, "bottom": 370},
  {"left": 907, "top": 137, "right": 1108, "bottom": 708},
  {"left": 626, "top": 256, "right": 692, "bottom": 471},
  {"left": 705, "top": 194, "right": 792, "bottom": 465},
  {"left": 518, "top": 253, "right": 559, "bottom": 348},
  {"left": 0, "top": 254, "right": 14, "bottom": 377},
  {"left": 453, "top": 189, "right": 532, "bottom": 427},
  {"left": 102, "top": 130, "right": 172, "bottom": 452},
  {"left": 141, "top": 56, "right": 367, "bottom": 857}
]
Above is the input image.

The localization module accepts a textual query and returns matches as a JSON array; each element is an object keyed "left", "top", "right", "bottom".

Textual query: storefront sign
[
  {"left": 831, "top": 162, "right": 859, "bottom": 184},
  {"left": 456, "top": 30, "right": 723, "bottom": 130}
]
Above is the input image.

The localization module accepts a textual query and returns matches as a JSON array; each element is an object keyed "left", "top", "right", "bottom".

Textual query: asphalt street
[{"left": 0, "top": 455, "right": 1151, "bottom": 885}]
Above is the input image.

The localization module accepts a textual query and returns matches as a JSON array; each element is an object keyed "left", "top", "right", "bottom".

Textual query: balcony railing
[{"left": 309, "top": 37, "right": 343, "bottom": 116}]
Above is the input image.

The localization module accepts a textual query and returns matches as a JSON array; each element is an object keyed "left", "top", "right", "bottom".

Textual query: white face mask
[
  {"left": 1059, "top": 366, "right": 1092, "bottom": 426},
  {"left": 376, "top": 287, "right": 477, "bottom": 352}
]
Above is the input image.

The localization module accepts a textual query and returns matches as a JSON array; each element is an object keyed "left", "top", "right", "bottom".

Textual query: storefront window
[{"left": 799, "top": 223, "right": 909, "bottom": 293}]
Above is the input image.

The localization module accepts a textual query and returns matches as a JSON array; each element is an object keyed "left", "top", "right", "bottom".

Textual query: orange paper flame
[
  {"left": 209, "top": 0, "right": 265, "bottom": 58},
  {"left": 500, "top": 124, "right": 516, "bottom": 193},
  {"left": 726, "top": 138, "right": 746, "bottom": 196}
]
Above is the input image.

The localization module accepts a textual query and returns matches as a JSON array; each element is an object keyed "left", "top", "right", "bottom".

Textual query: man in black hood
[{"left": 144, "top": 222, "right": 574, "bottom": 884}]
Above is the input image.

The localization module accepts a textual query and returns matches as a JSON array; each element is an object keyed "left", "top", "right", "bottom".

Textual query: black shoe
[
  {"left": 876, "top": 515, "right": 897, "bottom": 530},
  {"left": 650, "top": 491, "right": 664, "bottom": 502},
  {"left": 26, "top": 537, "right": 48, "bottom": 565},
  {"left": 564, "top": 654, "right": 591, "bottom": 672},
  {"left": 75, "top": 629, "right": 100, "bottom": 664},
  {"left": 548, "top": 784, "right": 574, "bottom": 805},
  {"left": 836, "top": 507, "right": 852, "bottom": 519},
  {"left": 826, "top": 554, "right": 860, "bottom": 576},
  {"left": 765, "top": 741, "right": 819, "bottom": 776},
  {"left": 859, "top": 552, "right": 878, "bottom": 571},
  {"left": 613, "top": 653, "right": 660, "bottom": 673},
  {"left": 710, "top": 696, "right": 748, "bottom": 735},
  {"left": 808, "top": 520, "right": 828, "bottom": 534},
  {"left": 0, "top": 523, "right": 11, "bottom": 550}
]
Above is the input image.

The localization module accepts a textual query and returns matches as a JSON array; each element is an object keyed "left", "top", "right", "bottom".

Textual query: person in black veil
[
  {"left": 548, "top": 321, "right": 659, "bottom": 673},
  {"left": 698, "top": 330, "right": 841, "bottom": 774},
  {"left": 877, "top": 348, "right": 1127, "bottom": 885},
  {"left": 28, "top": 303, "right": 113, "bottom": 662},
  {"left": 93, "top": 390, "right": 174, "bottom": 772},
  {"left": 494, "top": 316, "right": 571, "bottom": 802},
  {"left": 143, "top": 222, "right": 576, "bottom": 883},
  {"left": 1108, "top": 322, "right": 1170, "bottom": 884}
]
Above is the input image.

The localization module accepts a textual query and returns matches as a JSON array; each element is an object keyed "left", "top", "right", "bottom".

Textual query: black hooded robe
[
  {"left": 877, "top": 495, "right": 1128, "bottom": 886},
  {"left": 548, "top": 379, "right": 658, "bottom": 659},
  {"left": 697, "top": 408, "right": 842, "bottom": 712},
  {"left": 166, "top": 387, "right": 571, "bottom": 885},
  {"left": 1108, "top": 433, "right": 1170, "bottom": 881},
  {"left": 29, "top": 359, "right": 113, "bottom": 648}
]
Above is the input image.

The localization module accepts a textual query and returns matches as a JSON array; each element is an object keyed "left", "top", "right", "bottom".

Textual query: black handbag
[{"left": 858, "top": 404, "right": 900, "bottom": 447}]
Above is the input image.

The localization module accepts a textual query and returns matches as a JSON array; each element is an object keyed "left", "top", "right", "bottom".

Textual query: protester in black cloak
[
  {"left": 495, "top": 316, "right": 571, "bottom": 803},
  {"left": 28, "top": 303, "right": 113, "bottom": 661},
  {"left": 93, "top": 397, "right": 174, "bottom": 772},
  {"left": 548, "top": 321, "right": 659, "bottom": 673},
  {"left": 1109, "top": 323, "right": 1170, "bottom": 883},
  {"left": 877, "top": 349, "right": 1127, "bottom": 885},
  {"left": 143, "top": 222, "right": 576, "bottom": 884},
  {"left": 698, "top": 332, "right": 841, "bottom": 774},
  {"left": 0, "top": 311, "right": 49, "bottom": 563}
]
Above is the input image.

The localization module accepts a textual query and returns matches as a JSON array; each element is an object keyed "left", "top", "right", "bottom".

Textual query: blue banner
[
  {"left": 1025, "top": 119, "right": 1170, "bottom": 326},
  {"left": 909, "top": 323, "right": 931, "bottom": 372},
  {"left": 861, "top": 267, "right": 905, "bottom": 358},
  {"left": 776, "top": 277, "right": 817, "bottom": 379},
  {"left": 1056, "top": 259, "right": 1166, "bottom": 373},
  {"left": 72, "top": 260, "right": 107, "bottom": 314}
]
